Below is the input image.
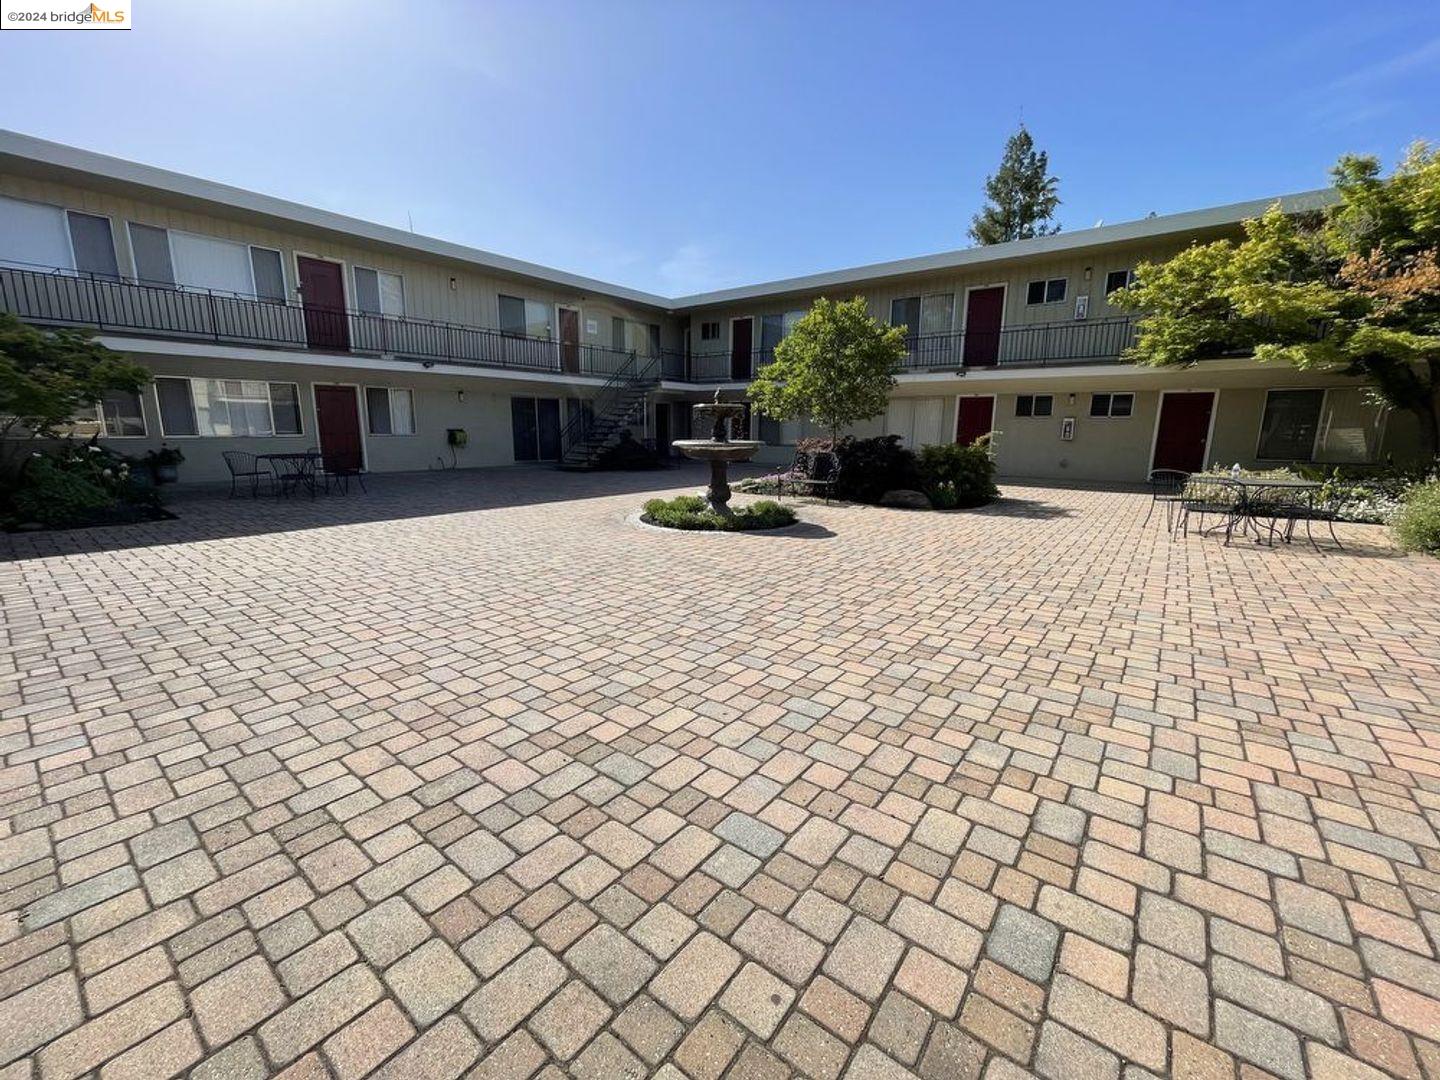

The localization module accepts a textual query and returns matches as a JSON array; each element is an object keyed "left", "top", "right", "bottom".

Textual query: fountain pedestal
[{"left": 671, "top": 392, "right": 763, "bottom": 516}]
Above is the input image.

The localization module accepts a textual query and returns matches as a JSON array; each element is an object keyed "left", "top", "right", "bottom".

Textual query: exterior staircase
[{"left": 557, "top": 354, "right": 661, "bottom": 470}]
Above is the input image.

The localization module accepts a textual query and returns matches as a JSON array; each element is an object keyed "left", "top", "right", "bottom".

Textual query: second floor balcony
[{"left": 1, "top": 262, "right": 1148, "bottom": 384}]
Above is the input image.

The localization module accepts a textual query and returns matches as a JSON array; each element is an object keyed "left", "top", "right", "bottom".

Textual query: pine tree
[{"left": 968, "top": 126, "right": 1061, "bottom": 246}]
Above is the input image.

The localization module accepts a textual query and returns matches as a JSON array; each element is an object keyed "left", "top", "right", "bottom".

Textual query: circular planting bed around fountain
[{"left": 641, "top": 494, "right": 795, "bottom": 532}]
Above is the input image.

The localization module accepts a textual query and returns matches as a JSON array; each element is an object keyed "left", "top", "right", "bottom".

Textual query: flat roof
[{"left": 0, "top": 129, "right": 1336, "bottom": 313}]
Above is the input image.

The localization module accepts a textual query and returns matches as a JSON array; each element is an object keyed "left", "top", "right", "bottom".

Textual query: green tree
[
  {"left": 748, "top": 297, "right": 905, "bottom": 447},
  {"left": 1112, "top": 143, "right": 1440, "bottom": 457},
  {"left": 969, "top": 125, "right": 1061, "bottom": 246},
  {"left": 0, "top": 313, "right": 151, "bottom": 479}
]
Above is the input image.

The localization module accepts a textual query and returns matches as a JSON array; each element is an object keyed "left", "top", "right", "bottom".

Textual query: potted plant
[{"left": 145, "top": 444, "right": 185, "bottom": 484}]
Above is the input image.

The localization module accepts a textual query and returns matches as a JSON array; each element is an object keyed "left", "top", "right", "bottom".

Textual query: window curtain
[
  {"left": 170, "top": 233, "right": 254, "bottom": 295},
  {"left": 0, "top": 195, "right": 73, "bottom": 270},
  {"left": 1315, "top": 388, "right": 1386, "bottom": 463}
]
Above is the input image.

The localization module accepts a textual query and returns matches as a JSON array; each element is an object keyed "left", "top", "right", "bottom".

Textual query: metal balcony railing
[
  {"left": 0, "top": 263, "right": 646, "bottom": 379},
  {"left": 1, "top": 262, "right": 1146, "bottom": 384}
]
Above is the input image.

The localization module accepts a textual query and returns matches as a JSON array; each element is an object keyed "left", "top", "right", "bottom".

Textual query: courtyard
[{"left": 2, "top": 465, "right": 1439, "bottom": 1080}]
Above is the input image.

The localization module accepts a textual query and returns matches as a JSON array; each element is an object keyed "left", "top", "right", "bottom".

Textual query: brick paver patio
[{"left": 2, "top": 467, "right": 1438, "bottom": 1080}]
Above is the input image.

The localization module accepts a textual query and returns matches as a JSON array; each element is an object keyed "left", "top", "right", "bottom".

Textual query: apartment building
[{"left": 0, "top": 131, "right": 1426, "bottom": 484}]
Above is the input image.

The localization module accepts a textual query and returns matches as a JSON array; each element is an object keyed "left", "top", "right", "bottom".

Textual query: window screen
[
  {"left": 1314, "top": 388, "right": 1385, "bottom": 464},
  {"left": 1105, "top": 270, "right": 1133, "bottom": 296},
  {"left": 99, "top": 389, "right": 144, "bottom": 436},
  {"left": 156, "top": 378, "right": 197, "bottom": 435},
  {"left": 612, "top": 316, "right": 626, "bottom": 350},
  {"left": 269, "top": 383, "right": 302, "bottom": 435},
  {"left": 761, "top": 314, "right": 784, "bottom": 353},
  {"left": 366, "top": 386, "right": 393, "bottom": 435},
  {"left": 701, "top": 321, "right": 720, "bottom": 341},
  {"left": 1257, "top": 390, "right": 1324, "bottom": 460},
  {"left": 1045, "top": 279, "right": 1067, "bottom": 303},
  {"left": 67, "top": 212, "right": 119, "bottom": 279},
  {"left": 921, "top": 294, "right": 953, "bottom": 335},
  {"left": 251, "top": 248, "right": 286, "bottom": 302},
  {"left": 889, "top": 296, "right": 921, "bottom": 331},
  {"left": 128, "top": 223, "right": 175, "bottom": 286},
  {"left": 170, "top": 233, "right": 253, "bottom": 294}
]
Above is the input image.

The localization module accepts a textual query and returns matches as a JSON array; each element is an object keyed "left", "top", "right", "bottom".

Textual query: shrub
[
  {"left": 643, "top": 495, "right": 796, "bottom": 532},
  {"left": 3, "top": 440, "right": 161, "bottom": 530},
  {"left": 917, "top": 442, "right": 998, "bottom": 508},
  {"left": 832, "top": 435, "right": 920, "bottom": 504},
  {"left": 1393, "top": 481, "right": 1440, "bottom": 556}
]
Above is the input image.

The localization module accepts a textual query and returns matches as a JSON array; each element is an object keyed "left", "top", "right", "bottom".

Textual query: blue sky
[{"left": 2, "top": 0, "right": 1437, "bottom": 295}]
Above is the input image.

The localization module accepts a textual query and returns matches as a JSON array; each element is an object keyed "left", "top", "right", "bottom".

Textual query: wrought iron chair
[
  {"left": 319, "top": 448, "right": 366, "bottom": 494},
  {"left": 1175, "top": 476, "right": 1243, "bottom": 544},
  {"left": 1258, "top": 485, "right": 1345, "bottom": 551},
  {"left": 783, "top": 450, "right": 841, "bottom": 504},
  {"left": 221, "top": 450, "right": 271, "bottom": 499},
  {"left": 774, "top": 450, "right": 811, "bottom": 501},
  {"left": 1144, "top": 469, "right": 1190, "bottom": 530}
]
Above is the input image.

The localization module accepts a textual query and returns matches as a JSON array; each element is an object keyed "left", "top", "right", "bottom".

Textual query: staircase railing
[{"left": 559, "top": 352, "right": 660, "bottom": 460}]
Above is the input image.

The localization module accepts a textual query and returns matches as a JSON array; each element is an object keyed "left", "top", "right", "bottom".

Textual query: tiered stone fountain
[{"left": 671, "top": 391, "right": 762, "bottom": 516}]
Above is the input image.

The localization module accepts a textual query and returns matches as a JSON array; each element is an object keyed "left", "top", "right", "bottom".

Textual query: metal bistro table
[
  {"left": 258, "top": 451, "right": 322, "bottom": 499},
  {"left": 1230, "top": 476, "right": 1338, "bottom": 549}
]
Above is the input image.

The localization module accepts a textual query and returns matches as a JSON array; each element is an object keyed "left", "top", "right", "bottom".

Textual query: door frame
[
  {"left": 961, "top": 283, "right": 1008, "bottom": 365},
  {"left": 1147, "top": 388, "right": 1218, "bottom": 476},
  {"left": 729, "top": 315, "right": 755, "bottom": 380},
  {"left": 293, "top": 251, "right": 351, "bottom": 350},
  {"left": 555, "top": 303, "right": 582, "bottom": 373},
  {"left": 312, "top": 381, "right": 368, "bottom": 471}
]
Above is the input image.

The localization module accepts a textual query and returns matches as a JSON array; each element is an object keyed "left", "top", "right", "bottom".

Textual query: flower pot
[{"left": 154, "top": 464, "right": 179, "bottom": 484}]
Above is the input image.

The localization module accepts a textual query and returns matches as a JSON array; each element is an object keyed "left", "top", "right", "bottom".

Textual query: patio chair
[
  {"left": 783, "top": 450, "right": 841, "bottom": 504},
  {"left": 774, "top": 450, "right": 811, "bottom": 501},
  {"left": 320, "top": 448, "right": 366, "bottom": 495},
  {"left": 222, "top": 450, "right": 271, "bottom": 499},
  {"left": 1269, "top": 487, "right": 1345, "bottom": 552},
  {"left": 1144, "top": 469, "right": 1189, "bottom": 530},
  {"left": 1175, "top": 476, "right": 1243, "bottom": 544}
]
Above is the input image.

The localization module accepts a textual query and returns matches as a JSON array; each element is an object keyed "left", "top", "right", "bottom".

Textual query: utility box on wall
[
  {"left": 1060, "top": 417, "right": 1075, "bottom": 441},
  {"left": 447, "top": 428, "right": 468, "bottom": 448}
]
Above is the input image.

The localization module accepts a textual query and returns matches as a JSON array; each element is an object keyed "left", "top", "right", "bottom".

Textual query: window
[
  {"left": 1015, "top": 394, "right": 1053, "bottom": 418},
  {"left": 128, "top": 223, "right": 175, "bottom": 286},
  {"left": 1089, "top": 392, "right": 1134, "bottom": 418},
  {"left": 760, "top": 310, "right": 806, "bottom": 354},
  {"left": 612, "top": 316, "right": 626, "bottom": 350},
  {"left": 1026, "top": 278, "right": 1067, "bottom": 305},
  {"left": 1257, "top": 387, "right": 1387, "bottom": 463},
  {"left": 354, "top": 267, "right": 404, "bottom": 316},
  {"left": 365, "top": 387, "right": 416, "bottom": 436},
  {"left": 890, "top": 296, "right": 921, "bottom": 332},
  {"left": 1105, "top": 269, "right": 1135, "bottom": 296},
  {"left": 700, "top": 321, "right": 720, "bottom": 341},
  {"left": 66, "top": 212, "right": 119, "bottom": 279},
  {"left": 126, "top": 223, "right": 286, "bottom": 299},
  {"left": 154, "top": 377, "right": 302, "bottom": 437},
  {"left": 251, "top": 248, "right": 287, "bottom": 302},
  {"left": 1256, "top": 389, "right": 1325, "bottom": 460},
  {"left": 96, "top": 389, "right": 145, "bottom": 437},
  {"left": 499, "top": 295, "right": 551, "bottom": 339},
  {"left": 0, "top": 196, "right": 118, "bottom": 277},
  {"left": 921, "top": 294, "right": 954, "bottom": 335}
]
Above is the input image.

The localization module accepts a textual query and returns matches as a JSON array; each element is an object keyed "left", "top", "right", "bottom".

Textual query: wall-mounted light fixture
[
  {"left": 1083, "top": 267, "right": 1093, "bottom": 281},
  {"left": 457, "top": 390, "right": 466, "bottom": 404},
  {"left": 1067, "top": 393, "right": 1076, "bottom": 406},
  {"left": 449, "top": 277, "right": 458, "bottom": 291}
]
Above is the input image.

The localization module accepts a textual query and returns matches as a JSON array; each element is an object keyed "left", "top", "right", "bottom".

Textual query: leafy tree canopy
[
  {"left": 1113, "top": 143, "right": 1440, "bottom": 456},
  {"left": 969, "top": 125, "right": 1061, "bottom": 246},
  {"left": 748, "top": 296, "right": 905, "bottom": 445},
  {"left": 0, "top": 313, "right": 151, "bottom": 478}
]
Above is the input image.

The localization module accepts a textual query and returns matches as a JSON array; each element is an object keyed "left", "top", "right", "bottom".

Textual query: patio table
[{"left": 258, "top": 452, "right": 322, "bottom": 499}]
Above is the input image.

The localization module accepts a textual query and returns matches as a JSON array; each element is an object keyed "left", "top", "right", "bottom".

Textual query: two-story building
[{"left": 1, "top": 130, "right": 1427, "bottom": 484}]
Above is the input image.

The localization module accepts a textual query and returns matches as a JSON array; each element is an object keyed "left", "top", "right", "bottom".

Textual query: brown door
[
  {"left": 315, "top": 385, "right": 363, "bottom": 471},
  {"left": 559, "top": 308, "right": 580, "bottom": 374},
  {"left": 731, "top": 318, "right": 753, "bottom": 380},
  {"left": 1152, "top": 392, "right": 1214, "bottom": 473},
  {"left": 962, "top": 287, "right": 1004, "bottom": 367},
  {"left": 956, "top": 396, "right": 995, "bottom": 446},
  {"left": 298, "top": 257, "right": 349, "bottom": 351}
]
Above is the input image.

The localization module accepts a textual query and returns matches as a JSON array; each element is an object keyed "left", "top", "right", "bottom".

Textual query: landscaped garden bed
[{"left": 641, "top": 495, "right": 796, "bottom": 531}]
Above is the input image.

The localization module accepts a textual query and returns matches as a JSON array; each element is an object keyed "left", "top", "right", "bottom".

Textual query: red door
[
  {"left": 315, "top": 385, "right": 363, "bottom": 471},
  {"left": 956, "top": 396, "right": 995, "bottom": 446},
  {"left": 1152, "top": 392, "right": 1214, "bottom": 473},
  {"left": 559, "top": 308, "right": 580, "bottom": 374},
  {"left": 962, "top": 287, "right": 1004, "bottom": 367},
  {"left": 298, "top": 257, "right": 349, "bottom": 351},
  {"left": 731, "top": 318, "right": 753, "bottom": 380}
]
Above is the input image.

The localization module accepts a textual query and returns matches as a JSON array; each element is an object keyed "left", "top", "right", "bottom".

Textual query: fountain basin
[{"left": 671, "top": 440, "right": 764, "bottom": 463}]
